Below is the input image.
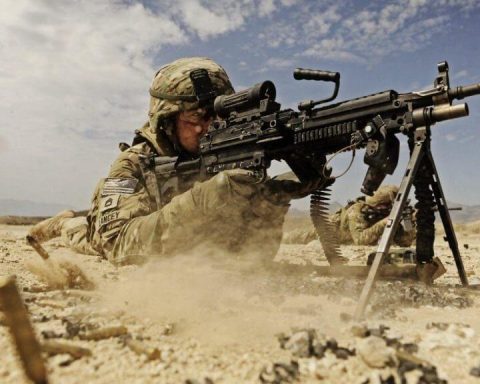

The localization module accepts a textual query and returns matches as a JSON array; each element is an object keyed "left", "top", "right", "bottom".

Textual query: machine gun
[{"left": 150, "top": 61, "right": 480, "bottom": 319}]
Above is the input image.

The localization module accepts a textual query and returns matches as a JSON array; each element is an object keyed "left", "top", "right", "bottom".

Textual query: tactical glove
[{"left": 262, "top": 171, "right": 330, "bottom": 205}]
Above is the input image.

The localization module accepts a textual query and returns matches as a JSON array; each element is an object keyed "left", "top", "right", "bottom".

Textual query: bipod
[{"left": 353, "top": 125, "right": 469, "bottom": 321}]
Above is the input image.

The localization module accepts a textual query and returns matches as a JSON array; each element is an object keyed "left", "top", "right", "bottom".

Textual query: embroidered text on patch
[
  {"left": 99, "top": 211, "right": 120, "bottom": 226},
  {"left": 102, "top": 178, "right": 138, "bottom": 196}
]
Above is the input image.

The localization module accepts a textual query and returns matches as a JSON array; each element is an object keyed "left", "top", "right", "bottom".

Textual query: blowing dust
[
  {"left": 26, "top": 255, "right": 95, "bottom": 290},
  {"left": 98, "top": 246, "right": 350, "bottom": 347}
]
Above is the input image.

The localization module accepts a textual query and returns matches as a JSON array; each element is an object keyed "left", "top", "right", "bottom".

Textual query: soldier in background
[
  {"left": 28, "top": 57, "right": 319, "bottom": 266},
  {"left": 284, "top": 185, "right": 415, "bottom": 247},
  {"left": 333, "top": 185, "right": 415, "bottom": 246}
]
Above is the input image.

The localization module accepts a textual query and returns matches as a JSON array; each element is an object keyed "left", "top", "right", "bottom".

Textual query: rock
[
  {"left": 184, "top": 379, "right": 214, "bottom": 384},
  {"left": 283, "top": 330, "right": 311, "bottom": 358},
  {"left": 470, "top": 365, "right": 480, "bottom": 377},
  {"left": 426, "top": 322, "right": 449, "bottom": 331},
  {"left": 350, "top": 324, "right": 369, "bottom": 338},
  {"left": 259, "top": 361, "right": 299, "bottom": 384},
  {"left": 41, "top": 330, "right": 63, "bottom": 339},
  {"left": 357, "top": 336, "right": 396, "bottom": 368},
  {"left": 279, "top": 329, "right": 355, "bottom": 361}
]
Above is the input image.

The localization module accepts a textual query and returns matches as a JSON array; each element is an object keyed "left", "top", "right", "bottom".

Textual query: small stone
[
  {"left": 284, "top": 331, "right": 311, "bottom": 358},
  {"left": 470, "top": 366, "right": 480, "bottom": 377},
  {"left": 259, "top": 361, "right": 299, "bottom": 384},
  {"left": 357, "top": 336, "right": 396, "bottom": 368},
  {"left": 333, "top": 348, "right": 352, "bottom": 360},
  {"left": 41, "top": 330, "right": 63, "bottom": 339},
  {"left": 400, "top": 343, "right": 418, "bottom": 354},
  {"left": 351, "top": 324, "right": 369, "bottom": 338},
  {"left": 184, "top": 379, "right": 214, "bottom": 384}
]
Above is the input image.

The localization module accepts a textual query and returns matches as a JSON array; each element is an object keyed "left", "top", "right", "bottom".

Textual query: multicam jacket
[
  {"left": 332, "top": 199, "right": 415, "bottom": 246},
  {"left": 86, "top": 124, "right": 189, "bottom": 256}
]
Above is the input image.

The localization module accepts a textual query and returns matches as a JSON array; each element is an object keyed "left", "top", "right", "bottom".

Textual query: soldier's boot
[
  {"left": 416, "top": 257, "right": 446, "bottom": 285},
  {"left": 27, "top": 210, "right": 75, "bottom": 244}
]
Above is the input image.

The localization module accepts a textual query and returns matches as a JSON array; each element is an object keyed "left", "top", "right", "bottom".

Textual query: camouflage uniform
[
  {"left": 331, "top": 185, "right": 415, "bottom": 246},
  {"left": 285, "top": 185, "right": 415, "bottom": 246},
  {"left": 33, "top": 57, "right": 290, "bottom": 265}
]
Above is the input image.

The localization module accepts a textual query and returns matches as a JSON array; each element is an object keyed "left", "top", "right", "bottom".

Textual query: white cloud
[
  {"left": 258, "top": 0, "right": 276, "bottom": 17},
  {"left": 300, "top": 37, "right": 365, "bottom": 63},
  {"left": 255, "top": 0, "right": 479, "bottom": 64},
  {"left": 169, "top": 0, "right": 257, "bottom": 40},
  {"left": 0, "top": 0, "right": 188, "bottom": 206},
  {"left": 1, "top": 0, "right": 478, "bottom": 207},
  {"left": 280, "top": 0, "right": 300, "bottom": 5},
  {"left": 256, "top": 57, "right": 295, "bottom": 73},
  {"left": 304, "top": 6, "right": 341, "bottom": 37}
]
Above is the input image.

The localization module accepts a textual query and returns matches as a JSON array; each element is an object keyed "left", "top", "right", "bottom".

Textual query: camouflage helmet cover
[
  {"left": 365, "top": 185, "right": 399, "bottom": 206},
  {"left": 148, "top": 57, "right": 235, "bottom": 131}
]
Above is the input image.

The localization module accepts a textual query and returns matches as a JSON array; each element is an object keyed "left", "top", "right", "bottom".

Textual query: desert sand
[{"left": 0, "top": 222, "right": 479, "bottom": 383}]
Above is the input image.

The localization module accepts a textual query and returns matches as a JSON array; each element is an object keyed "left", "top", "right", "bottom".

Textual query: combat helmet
[
  {"left": 365, "top": 185, "right": 399, "bottom": 206},
  {"left": 148, "top": 57, "right": 234, "bottom": 137}
]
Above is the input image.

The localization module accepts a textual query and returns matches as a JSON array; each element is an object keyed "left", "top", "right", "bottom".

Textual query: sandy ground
[{"left": 1, "top": 223, "right": 479, "bottom": 383}]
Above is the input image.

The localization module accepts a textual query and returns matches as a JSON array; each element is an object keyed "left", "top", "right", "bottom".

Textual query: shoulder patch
[
  {"left": 102, "top": 178, "right": 138, "bottom": 196},
  {"left": 99, "top": 210, "right": 121, "bottom": 227},
  {"left": 99, "top": 194, "right": 120, "bottom": 213}
]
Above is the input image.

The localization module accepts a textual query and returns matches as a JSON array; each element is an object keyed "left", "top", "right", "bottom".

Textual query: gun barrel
[
  {"left": 433, "top": 206, "right": 463, "bottom": 211},
  {"left": 449, "top": 83, "right": 480, "bottom": 100},
  {"left": 431, "top": 103, "right": 469, "bottom": 122},
  {"left": 413, "top": 103, "right": 469, "bottom": 126}
]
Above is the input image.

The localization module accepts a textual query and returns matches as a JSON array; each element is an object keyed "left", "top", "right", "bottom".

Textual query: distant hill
[
  {"left": 0, "top": 199, "right": 80, "bottom": 217},
  {"left": 442, "top": 202, "right": 480, "bottom": 224}
]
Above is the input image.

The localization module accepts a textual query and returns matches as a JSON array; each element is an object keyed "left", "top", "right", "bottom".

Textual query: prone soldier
[
  {"left": 284, "top": 185, "right": 415, "bottom": 247},
  {"left": 28, "top": 57, "right": 319, "bottom": 266}
]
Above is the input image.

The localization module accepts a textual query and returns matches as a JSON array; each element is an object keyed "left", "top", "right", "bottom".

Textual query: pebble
[
  {"left": 356, "top": 336, "right": 396, "bottom": 368},
  {"left": 470, "top": 365, "right": 480, "bottom": 377},
  {"left": 283, "top": 330, "right": 311, "bottom": 358},
  {"left": 259, "top": 360, "right": 299, "bottom": 384}
]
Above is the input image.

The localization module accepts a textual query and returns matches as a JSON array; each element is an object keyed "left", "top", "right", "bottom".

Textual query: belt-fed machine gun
[{"left": 148, "top": 61, "right": 480, "bottom": 319}]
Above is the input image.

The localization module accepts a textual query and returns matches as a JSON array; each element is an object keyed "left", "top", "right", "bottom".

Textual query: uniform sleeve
[
  {"left": 348, "top": 204, "right": 388, "bottom": 246},
  {"left": 89, "top": 145, "right": 153, "bottom": 254}
]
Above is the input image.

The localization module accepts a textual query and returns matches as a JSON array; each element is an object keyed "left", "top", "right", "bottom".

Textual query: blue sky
[{"left": 1, "top": 0, "right": 479, "bottom": 211}]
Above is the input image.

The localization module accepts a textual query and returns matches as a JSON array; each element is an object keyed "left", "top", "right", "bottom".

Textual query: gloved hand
[{"left": 262, "top": 171, "right": 331, "bottom": 204}]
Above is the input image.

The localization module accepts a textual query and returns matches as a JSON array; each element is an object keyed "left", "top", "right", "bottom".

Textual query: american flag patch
[{"left": 101, "top": 178, "right": 138, "bottom": 196}]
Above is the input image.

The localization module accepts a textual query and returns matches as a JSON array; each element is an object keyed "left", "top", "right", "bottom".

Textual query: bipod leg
[
  {"left": 353, "top": 139, "right": 426, "bottom": 321},
  {"left": 424, "top": 150, "right": 469, "bottom": 286}
]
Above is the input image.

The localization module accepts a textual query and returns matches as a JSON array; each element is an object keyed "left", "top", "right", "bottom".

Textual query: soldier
[
  {"left": 28, "top": 57, "right": 318, "bottom": 266},
  {"left": 333, "top": 185, "right": 415, "bottom": 246},
  {"left": 284, "top": 185, "right": 415, "bottom": 247}
]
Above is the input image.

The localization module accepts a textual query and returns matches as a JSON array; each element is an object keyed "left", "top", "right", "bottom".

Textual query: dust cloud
[
  {"left": 98, "top": 247, "right": 349, "bottom": 347},
  {"left": 26, "top": 255, "right": 95, "bottom": 290}
]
